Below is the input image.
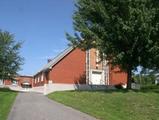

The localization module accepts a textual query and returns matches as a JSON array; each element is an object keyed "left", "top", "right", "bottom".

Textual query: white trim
[
  {"left": 88, "top": 49, "right": 91, "bottom": 84},
  {"left": 104, "top": 60, "right": 110, "bottom": 85},
  {"left": 96, "top": 50, "right": 99, "bottom": 63},
  {"left": 85, "top": 50, "right": 88, "bottom": 83},
  {"left": 86, "top": 50, "right": 90, "bottom": 84}
]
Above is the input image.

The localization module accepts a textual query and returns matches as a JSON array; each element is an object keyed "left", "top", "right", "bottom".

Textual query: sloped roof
[{"left": 34, "top": 47, "right": 74, "bottom": 76}]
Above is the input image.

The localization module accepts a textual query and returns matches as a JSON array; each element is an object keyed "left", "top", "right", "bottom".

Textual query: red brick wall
[
  {"left": 48, "top": 48, "right": 86, "bottom": 84},
  {"left": 33, "top": 73, "right": 46, "bottom": 87},
  {"left": 33, "top": 81, "right": 45, "bottom": 87},
  {"left": 16, "top": 76, "right": 33, "bottom": 87},
  {"left": 33, "top": 48, "right": 127, "bottom": 87},
  {"left": 109, "top": 65, "right": 127, "bottom": 85},
  {"left": 4, "top": 80, "right": 12, "bottom": 85}
]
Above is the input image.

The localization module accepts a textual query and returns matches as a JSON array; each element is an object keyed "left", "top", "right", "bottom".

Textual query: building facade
[
  {"left": 0, "top": 79, "right": 13, "bottom": 86},
  {"left": 0, "top": 75, "right": 33, "bottom": 87},
  {"left": 16, "top": 76, "right": 33, "bottom": 87},
  {"left": 33, "top": 47, "right": 127, "bottom": 87}
]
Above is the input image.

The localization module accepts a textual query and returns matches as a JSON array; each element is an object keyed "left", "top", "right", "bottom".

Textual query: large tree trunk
[{"left": 127, "top": 68, "right": 132, "bottom": 89}]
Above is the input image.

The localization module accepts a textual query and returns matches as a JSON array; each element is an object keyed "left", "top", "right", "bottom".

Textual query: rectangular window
[
  {"left": 39, "top": 77, "right": 40, "bottom": 82},
  {"left": 96, "top": 50, "right": 100, "bottom": 69},
  {"left": 41, "top": 74, "right": 44, "bottom": 81},
  {"left": 35, "top": 78, "right": 37, "bottom": 83},
  {"left": 96, "top": 50, "right": 99, "bottom": 62},
  {"left": 38, "top": 77, "right": 39, "bottom": 82}
]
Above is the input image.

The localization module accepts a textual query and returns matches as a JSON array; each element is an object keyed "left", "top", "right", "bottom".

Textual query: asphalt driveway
[{"left": 7, "top": 92, "right": 97, "bottom": 120}]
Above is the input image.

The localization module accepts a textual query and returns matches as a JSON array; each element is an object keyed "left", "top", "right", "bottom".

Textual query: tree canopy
[
  {"left": 67, "top": 0, "right": 159, "bottom": 89},
  {"left": 0, "top": 30, "right": 23, "bottom": 80}
]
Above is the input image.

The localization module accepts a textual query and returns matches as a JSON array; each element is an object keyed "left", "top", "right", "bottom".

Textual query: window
[
  {"left": 37, "top": 77, "right": 39, "bottom": 82},
  {"left": 96, "top": 50, "right": 100, "bottom": 69},
  {"left": 96, "top": 50, "right": 100, "bottom": 63},
  {"left": 41, "top": 74, "right": 44, "bottom": 81}
]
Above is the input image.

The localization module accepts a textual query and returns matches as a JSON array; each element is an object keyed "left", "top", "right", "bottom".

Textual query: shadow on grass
[
  {"left": 139, "top": 85, "right": 159, "bottom": 93},
  {"left": 66, "top": 85, "right": 159, "bottom": 94}
]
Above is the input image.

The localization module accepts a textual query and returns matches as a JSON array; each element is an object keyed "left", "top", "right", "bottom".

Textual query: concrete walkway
[
  {"left": 8, "top": 85, "right": 44, "bottom": 94},
  {"left": 8, "top": 92, "right": 97, "bottom": 120}
]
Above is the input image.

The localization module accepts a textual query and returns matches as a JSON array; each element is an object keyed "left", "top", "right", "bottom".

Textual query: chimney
[{"left": 47, "top": 59, "right": 52, "bottom": 63}]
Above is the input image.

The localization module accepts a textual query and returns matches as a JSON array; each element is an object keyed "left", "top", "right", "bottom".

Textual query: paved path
[{"left": 8, "top": 92, "right": 97, "bottom": 120}]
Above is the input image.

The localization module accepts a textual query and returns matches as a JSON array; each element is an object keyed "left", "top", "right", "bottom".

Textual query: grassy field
[
  {"left": 0, "top": 88, "right": 17, "bottom": 120},
  {"left": 48, "top": 86, "right": 159, "bottom": 120}
]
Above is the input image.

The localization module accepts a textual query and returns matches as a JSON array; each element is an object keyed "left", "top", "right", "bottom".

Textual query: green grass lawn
[
  {"left": 0, "top": 88, "right": 17, "bottom": 120},
  {"left": 48, "top": 86, "right": 159, "bottom": 120}
]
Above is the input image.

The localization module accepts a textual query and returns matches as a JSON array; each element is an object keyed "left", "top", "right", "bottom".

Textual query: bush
[{"left": 115, "top": 84, "right": 124, "bottom": 89}]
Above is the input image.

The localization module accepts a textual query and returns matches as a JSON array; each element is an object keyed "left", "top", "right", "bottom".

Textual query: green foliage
[
  {"left": 133, "top": 68, "right": 158, "bottom": 85},
  {"left": 67, "top": 0, "right": 159, "bottom": 88},
  {"left": 0, "top": 30, "right": 23, "bottom": 79},
  {"left": 133, "top": 74, "right": 156, "bottom": 85}
]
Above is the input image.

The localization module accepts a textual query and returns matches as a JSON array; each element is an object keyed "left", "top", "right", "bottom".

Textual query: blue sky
[{"left": 0, "top": 0, "right": 75, "bottom": 75}]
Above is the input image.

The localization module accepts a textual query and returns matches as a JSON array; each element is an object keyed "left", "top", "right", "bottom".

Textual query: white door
[{"left": 91, "top": 71, "right": 104, "bottom": 85}]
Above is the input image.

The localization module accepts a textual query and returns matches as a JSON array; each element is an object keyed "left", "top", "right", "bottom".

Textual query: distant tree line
[{"left": 133, "top": 68, "right": 158, "bottom": 85}]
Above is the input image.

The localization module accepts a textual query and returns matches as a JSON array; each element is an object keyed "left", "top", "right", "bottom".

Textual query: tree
[
  {"left": 133, "top": 68, "right": 157, "bottom": 85},
  {"left": 67, "top": 0, "right": 159, "bottom": 89},
  {"left": 0, "top": 30, "right": 23, "bottom": 80}
]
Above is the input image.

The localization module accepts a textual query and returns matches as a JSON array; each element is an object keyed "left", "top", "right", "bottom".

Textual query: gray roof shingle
[{"left": 34, "top": 47, "right": 73, "bottom": 76}]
